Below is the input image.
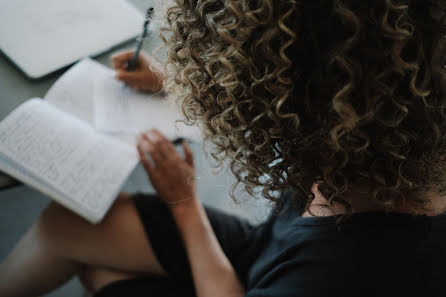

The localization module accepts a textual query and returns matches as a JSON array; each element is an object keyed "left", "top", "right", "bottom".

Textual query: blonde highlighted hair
[{"left": 161, "top": 0, "right": 446, "bottom": 215}]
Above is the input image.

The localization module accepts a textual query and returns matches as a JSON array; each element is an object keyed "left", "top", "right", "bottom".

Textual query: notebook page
[
  {"left": 94, "top": 72, "right": 202, "bottom": 140},
  {"left": 44, "top": 58, "right": 111, "bottom": 125},
  {"left": 94, "top": 75, "right": 132, "bottom": 133},
  {"left": 0, "top": 98, "right": 139, "bottom": 223},
  {"left": 0, "top": 152, "right": 95, "bottom": 222},
  {"left": 45, "top": 58, "right": 202, "bottom": 140}
]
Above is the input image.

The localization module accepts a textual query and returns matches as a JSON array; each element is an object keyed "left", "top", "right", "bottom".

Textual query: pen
[
  {"left": 126, "top": 7, "right": 154, "bottom": 71},
  {"left": 172, "top": 137, "right": 186, "bottom": 146}
]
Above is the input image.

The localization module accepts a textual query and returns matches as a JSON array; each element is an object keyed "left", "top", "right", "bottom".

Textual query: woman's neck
[{"left": 302, "top": 183, "right": 446, "bottom": 218}]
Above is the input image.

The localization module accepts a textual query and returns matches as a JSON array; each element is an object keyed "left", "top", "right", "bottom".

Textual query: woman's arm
[
  {"left": 170, "top": 200, "right": 245, "bottom": 297},
  {"left": 137, "top": 130, "right": 245, "bottom": 297}
]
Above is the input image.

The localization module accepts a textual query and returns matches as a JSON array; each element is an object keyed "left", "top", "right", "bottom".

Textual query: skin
[
  {"left": 303, "top": 184, "right": 446, "bottom": 218},
  {"left": 111, "top": 50, "right": 165, "bottom": 93},
  {"left": 0, "top": 193, "right": 166, "bottom": 297},
  {"left": 138, "top": 129, "right": 245, "bottom": 297}
]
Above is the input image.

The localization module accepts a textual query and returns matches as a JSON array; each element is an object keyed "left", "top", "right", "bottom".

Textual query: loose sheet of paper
[
  {"left": 94, "top": 69, "right": 201, "bottom": 141},
  {"left": 0, "top": 99, "right": 139, "bottom": 223},
  {"left": 94, "top": 73, "right": 200, "bottom": 140},
  {"left": 93, "top": 75, "right": 132, "bottom": 133},
  {"left": 44, "top": 58, "right": 202, "bottom": 142},
  {"left": 45, "top": 58, "right": 110, "bottom": 125}
]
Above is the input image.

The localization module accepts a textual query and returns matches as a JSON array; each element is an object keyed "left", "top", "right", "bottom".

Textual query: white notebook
[
  {"left": 0, "top": 99, "right": 139, "bottom": 224},
  {"left": 0, "top": 0, "right": 144, "bottom": 79},
  {"left": 0, "top": 58, "right": 201, "bottom": 224}
]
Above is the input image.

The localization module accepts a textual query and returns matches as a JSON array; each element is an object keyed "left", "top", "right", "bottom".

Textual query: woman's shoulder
[{"left": 247, "top": 209, "right": 446, "bottom": 296}]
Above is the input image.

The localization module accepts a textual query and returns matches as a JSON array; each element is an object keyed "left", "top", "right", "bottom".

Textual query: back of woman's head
[{"left": 161, "top": 0, "right": 446, "bottom": 214}]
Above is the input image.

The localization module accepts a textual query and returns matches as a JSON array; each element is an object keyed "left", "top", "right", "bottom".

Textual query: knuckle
[
  {"left": 155, "top": 139, "right": 163, "bottom": 146},
  {"left": 147, "top": 146, "right": 156, "bottom": 154}
]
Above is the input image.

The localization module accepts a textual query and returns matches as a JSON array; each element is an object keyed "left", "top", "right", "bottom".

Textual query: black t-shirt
[
  {"left": 245, "top": 202, "right": 446, "bottom": 296},
  {"left": 94, "top": 194, "right": 446, "bottom": 297}
]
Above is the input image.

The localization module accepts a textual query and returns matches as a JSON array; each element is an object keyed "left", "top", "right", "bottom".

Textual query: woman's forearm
[
  {"left": 136, "top": 132, "right": 242, "bottom": 296},
  {"left": 170, "top": 199, "right": 245, "bottom": 297}
]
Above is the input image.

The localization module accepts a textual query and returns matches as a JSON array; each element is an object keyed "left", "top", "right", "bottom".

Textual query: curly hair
[{"left": 160, "top": 0, "right": 446, "bottom": 215}]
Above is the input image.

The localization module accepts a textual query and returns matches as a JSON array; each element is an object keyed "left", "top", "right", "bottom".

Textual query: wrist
[{"left": 170, "top": 196, "right": 201, "bottom": 220}]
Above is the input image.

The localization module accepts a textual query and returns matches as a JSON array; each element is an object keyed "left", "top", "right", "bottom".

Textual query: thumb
[{"left": 183, "top": 141, "right": 194, "bottom": 167}]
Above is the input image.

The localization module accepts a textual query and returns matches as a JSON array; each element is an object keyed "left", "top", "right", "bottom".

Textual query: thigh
[
  {"left": 133, "top": 194, "right": 267, "bottom": 287},
  {"left": 82, "top": 194, "right": 269, "bottom": 297},
  {"left": 38, "top": 193, "right": 166, "bottom": 276}
]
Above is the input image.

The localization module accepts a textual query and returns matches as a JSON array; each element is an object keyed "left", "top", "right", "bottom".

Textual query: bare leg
[{"left": 0, "top": 193, "right": 166, "bottom": 297}]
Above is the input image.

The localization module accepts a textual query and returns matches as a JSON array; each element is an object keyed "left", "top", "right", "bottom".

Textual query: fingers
[
  {"left": 150, "top": 130, "right": 176, "bottom": 155},
  {"left": 183, "top": 141, "right": 194, "bottom": 167},
  {"left": 111, "top": 51, "right": 151, "bottom": 71},
  {"left": 137, "top": 138, "right": 154, "bottom": 176},
  {"left": 140, "top": 130, "right": 176, "bottom": 161},
  {"left": 138, "top": 130, "right": 192, "bottom": 171},
  {"left": 116, "top": 70, "right": 144, "bottom": 86},
  {"left": 141, "top": 136, "right": 165, "bottom": 166},
  {"left": 112, "top": 51, "right": 164, "bottom": 92},
  {"left": 115, "top": 69, "right": 159, "bottom": 92},
  {"left": 111, "top": 51, "right": 135, "bottom": 70}
]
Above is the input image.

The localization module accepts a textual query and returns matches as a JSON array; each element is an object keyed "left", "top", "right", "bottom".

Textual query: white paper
[
  {"left": 94, "top": 73, "right": 194, "bottom": 139},
  {"left": 94, "top": 75, "right": 133, "bottom": 133},
  {"left": 93, "top": 68, "right": 202, "bottom": 141},
  {"left": 45, "top": 58, "right": 202, "bottom": 141},
  {"left": 0, "top": 99, "right": 139, "bottom": 223},
  {"left": 45, "top": 58, "right": 110, "bottom": 125}
]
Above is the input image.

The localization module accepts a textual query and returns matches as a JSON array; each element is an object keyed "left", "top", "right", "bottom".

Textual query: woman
[{"left": 1, "top": 0, "right": 446, "bottom": 296}]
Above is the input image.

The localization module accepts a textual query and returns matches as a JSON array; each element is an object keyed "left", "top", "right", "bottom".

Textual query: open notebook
[{"left": 0, "top": 59, "right": 201, "bottom": 224}]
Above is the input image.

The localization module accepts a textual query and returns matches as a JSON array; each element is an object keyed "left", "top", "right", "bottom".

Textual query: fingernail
[{"left": 146, "top": 134, "right": 155, "bottom": 142}]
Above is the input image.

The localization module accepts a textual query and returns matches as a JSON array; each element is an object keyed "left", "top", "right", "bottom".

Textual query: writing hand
[
  {"left": 137, "top": 129, "right": 197, "bottom": 206},
  {"left": 111, "top": 51, "right": 165, "bottom": 93}
]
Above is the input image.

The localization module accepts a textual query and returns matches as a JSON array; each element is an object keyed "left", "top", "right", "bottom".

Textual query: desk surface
[{"left": 0, "top": 0, "right": 158, "bottom": 190}]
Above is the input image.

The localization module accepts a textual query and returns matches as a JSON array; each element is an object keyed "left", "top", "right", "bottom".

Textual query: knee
[
  {"left": 117, "top": 192, "right": 132, "bottom": 200},
  {"left": 38, "top": 192, "right": 132, "bottom": 237},
  {"left": 36, "top": 192, "right": 134, "bottom": 253}
]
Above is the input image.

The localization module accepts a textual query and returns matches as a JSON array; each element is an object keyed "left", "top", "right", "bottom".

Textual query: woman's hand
[
  {"left": 138, "top": 131, "right": 244, "bottom": 297},
  {"left": 111, "top": 51, "right": 165, "bottom": 93},
  {"left": 137, "top": 130, "right": 197, "bottom": 206}
]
